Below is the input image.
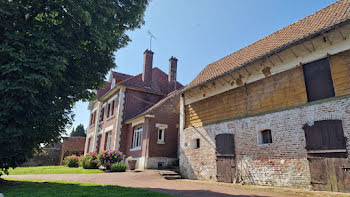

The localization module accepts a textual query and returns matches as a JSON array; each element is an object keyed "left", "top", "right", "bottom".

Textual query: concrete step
[
  {"left": 159, "top": 170, "right": 182, "bottom": 180},
  {"left": 163, "top": 175, "right": 182, "bottom": 180}
]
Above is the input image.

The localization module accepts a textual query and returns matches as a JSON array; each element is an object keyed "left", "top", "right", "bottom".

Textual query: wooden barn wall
[
  {"left": 185, "top": 50, "right": 350, "bottom": 128},
  {"left": 329, "top": 50, "right": 350, "bottom": 97}
]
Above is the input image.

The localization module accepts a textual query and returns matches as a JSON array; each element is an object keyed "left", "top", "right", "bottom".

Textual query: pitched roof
[
  {"left": 119, "top": 67, "right": 183, "bottom": 95},
  {"left": 111, "top": 71, "right": 133, "bottom": 81},
  {"left": 62, "top": 137, "right": 86, "bottom": 152},
  {"left": 125, "top": 87, "right": 183, "bottom": 122},
  {"left": 186, "top": 0, "right": 350, "bottom": 91},
  {"left": 97, "top": 67, "right": 183, "bottom": 100},
  {"left": 97, "top": 82, "right": 111, "bottom": 98}
]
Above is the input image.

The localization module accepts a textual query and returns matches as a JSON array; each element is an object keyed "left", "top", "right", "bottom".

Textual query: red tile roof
[
  {"left": 185, "top": 0, "right": 350, "bottom": 91},
  {"left": 111, "top": 71, "right": 133, "bottom": 82},
  {"left": 62, "top": 137, "right": 86, "bottom": 152},
  {"left": 118, "top": 67, "right": 183, "bottom": 95},
  {"left": 97, "top": 82, "right": 111, "bottom": 98}
]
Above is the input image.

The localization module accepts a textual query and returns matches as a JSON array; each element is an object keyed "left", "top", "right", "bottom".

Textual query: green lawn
[
  {"left": 8, "top": 166, "right": 102, "bottom": 175},
  {"left": 0, "top": 179, "right": 173, "bottom": 197}
]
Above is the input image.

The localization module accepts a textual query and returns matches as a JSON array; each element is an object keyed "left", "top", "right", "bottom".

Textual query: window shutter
[{"left": 303, "top": 58, "right": 335, "bottom": 102}]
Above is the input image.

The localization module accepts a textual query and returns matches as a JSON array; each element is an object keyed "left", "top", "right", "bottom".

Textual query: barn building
[{"left": 179, "top": 0, "right": 350, "bottom": 192}]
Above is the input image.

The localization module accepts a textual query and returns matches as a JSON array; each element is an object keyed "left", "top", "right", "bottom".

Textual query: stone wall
[
  {"left": 179, "top": 97, "right": 350, "bottom": 187},
  {"left": 21, "top": 148, "right": 61, "bottom": 167}
]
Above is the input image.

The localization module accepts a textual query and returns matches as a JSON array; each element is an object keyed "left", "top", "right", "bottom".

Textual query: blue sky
[{"left": 69, "top": 0, "right": 337, "bottom": 135}]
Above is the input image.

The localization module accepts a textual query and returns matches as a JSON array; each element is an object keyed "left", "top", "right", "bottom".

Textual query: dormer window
[{"left": 111, "top": 78, "right": 116, "bottom": 88}]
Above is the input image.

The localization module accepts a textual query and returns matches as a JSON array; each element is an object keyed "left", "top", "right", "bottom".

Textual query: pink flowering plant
[
  {"left": 63, "top": 155, "right": 80, "bottom": 167},
  {"left": 99, "top": 150, "right": 126, "bottom": 170},
  {"left": 80, "top": 152, "right": 99, "bottom": 169}
]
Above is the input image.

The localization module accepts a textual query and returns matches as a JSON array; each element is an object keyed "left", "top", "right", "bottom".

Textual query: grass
[
  {"left": 7, "top": 166, "right": 103, "bottom": 175},
  {"left": 0, "top": 179, "right": 174, "bottom": 197}
]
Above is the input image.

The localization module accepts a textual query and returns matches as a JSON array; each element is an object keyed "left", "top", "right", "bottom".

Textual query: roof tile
[{"left": 186, "top": 0, "right": 350, "bottom": 90}]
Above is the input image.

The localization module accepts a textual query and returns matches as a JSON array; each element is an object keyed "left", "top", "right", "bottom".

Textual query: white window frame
[
  {"left": 131, "top": 126, "right": 143, "bottom": 150},
  {"left": 111, "top": 79, "right": 116, "bottom": 88},
  {"left": 106, "top": 132, "right": 112, "bottom": 150},
  {"left": 157, "top": 128, "right": 165, "bottom": 144},
  {"left": 88, "top": 138, "right": 93, "bottom": 152}
]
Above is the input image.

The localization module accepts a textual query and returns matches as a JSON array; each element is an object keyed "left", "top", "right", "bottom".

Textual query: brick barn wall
[{"left": 179, "top": 97, "right": 350, "bottom": 187}]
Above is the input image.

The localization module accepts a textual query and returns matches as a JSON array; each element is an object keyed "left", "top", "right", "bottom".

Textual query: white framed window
[
  {"left": 111, "top": 78, "right": 116, "bottom": 88},
  {"left": 106, "top": 132, "right": 112, "bottom": 150},
  {"left": 132, "top": 126, "right": 143, "bottom": 149},
  {"left": 157, "top": 128, "right": 165, "bottom": 144},
  {"left": 88, "top": 138, "right": 93, "bottom": 152}
]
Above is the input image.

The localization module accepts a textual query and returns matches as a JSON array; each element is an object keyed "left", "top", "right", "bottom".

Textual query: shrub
[
  {"left": 80, "top": 153, "right": 99, "bottom": 169},
  {"left": 99, "top": 150, "right": 125, "bottom": 170},
  {"left": 110, "top": 162, "right": 127, "bottom": 172},
  {"left": 63, "top": 155, "right": 80, "bottom": 167}
]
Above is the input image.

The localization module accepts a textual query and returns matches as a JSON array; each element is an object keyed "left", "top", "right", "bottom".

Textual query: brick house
[
  {"left": 85, "top": 49, "right": 183, "bottom": 169},
  {"left": 179, "top": 0, "right": 350, "bottom": 192}
]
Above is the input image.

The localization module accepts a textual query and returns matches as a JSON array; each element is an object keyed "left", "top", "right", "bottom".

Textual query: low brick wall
[{"left": 179, "top": 97, "right": 350, "bottom": 187}]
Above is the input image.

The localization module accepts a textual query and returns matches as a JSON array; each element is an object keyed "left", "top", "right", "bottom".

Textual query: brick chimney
[
  {"left": 168, "top": 56, "right": 178, "bottom": 92},
  {"left": 142, "top": 49, "right": 153, "bottom": 87}
]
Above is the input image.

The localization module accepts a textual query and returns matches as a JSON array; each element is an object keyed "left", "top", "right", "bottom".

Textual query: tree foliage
[
  {"left": 70, "top": 124, "right": 86, "bottom": 137},
  {"left": 0, "top": 0, "right": 148, "bottom": 175}
]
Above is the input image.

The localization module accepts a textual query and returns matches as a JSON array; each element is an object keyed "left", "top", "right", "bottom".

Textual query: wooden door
[
  {"left": 309, "top": 157, "right": 350, "bottom": 192},
  {"left": 216, "top": 156, "right": 236, "bottom": 183},
  {"left": 216, "top": 133, "right": 236, "bottom": 183},
  {"left": 304, "top": 120, "right": 350, "bottom": 192}
]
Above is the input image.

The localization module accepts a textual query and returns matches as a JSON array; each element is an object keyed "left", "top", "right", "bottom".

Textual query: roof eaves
[{"left": 182, "top": 18, "right": 350, "bottom": 94}]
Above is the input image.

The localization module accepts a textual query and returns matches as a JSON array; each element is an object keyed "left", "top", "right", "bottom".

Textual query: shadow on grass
[
  {"left": 141, "top": 187, "right": 274, "bottom": 197},
  {"left": 0, "top": 179, "right": 172, "bottom": 197},
  {"left": 0, "top": 179, "right": 278, "bottom": 197}
]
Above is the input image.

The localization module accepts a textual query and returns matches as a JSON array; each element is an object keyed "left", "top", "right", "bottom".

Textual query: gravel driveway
[{"left": 3, "top": 170, "right": 318, "bottom": 197}]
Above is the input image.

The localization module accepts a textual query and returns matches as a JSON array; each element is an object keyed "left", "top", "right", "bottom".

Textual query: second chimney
[
  {"left": 142, "top": 49, "right": 154, "bottom": 87},
  {"left": 168, "top": 56, "right": 178, "bottom": 92}
]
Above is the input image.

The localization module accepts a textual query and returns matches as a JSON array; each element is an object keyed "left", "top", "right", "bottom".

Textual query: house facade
[
  {"left": 179, "top": 0, "right": 350, "bottom": 192},
  {"left": 85, "top": 50, "right": 183, "bottom": 169}
]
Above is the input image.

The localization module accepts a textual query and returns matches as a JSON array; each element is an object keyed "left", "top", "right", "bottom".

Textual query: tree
[
  {"left": 70, "top": 127, "right": 75, "bottom": 136},
  {"left": 0, "top": 0, "right": 148, "bottom": 176},
  {"left": 70, "top": 124, "right": 86, "bottom": 137}
]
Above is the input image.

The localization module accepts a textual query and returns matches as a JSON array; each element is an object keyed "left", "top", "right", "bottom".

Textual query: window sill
[
  {"left": 130, "top": 147, "right": 141, "bottom": 151},
  {"left": 89, "top": 124, "right": 95, "bottom": 128},
  {"left": 157, "top": 141, "right": 165, "bottom": 144},
  {"left": 307, "top": 149, "right": 347, "bottom": 154},
  {"left": 258, "top": 143, "right": 272, "bottom": 146},
  {"left": 99, "top": 121, "right": 104, "bottom": 125},
  {"left": 106, "top": 115, "right": 115, "bottom": 121}
]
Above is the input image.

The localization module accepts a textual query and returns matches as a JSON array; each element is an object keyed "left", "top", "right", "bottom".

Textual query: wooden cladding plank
[
  {"left": 185, "top": 67, "right": 307, "bottom": 127},
  {"left": 186, "top": 50, "right": 350, "bottom": 128},
  {"left": 330, "top": 50, "right": 350, "bottom": 98}
]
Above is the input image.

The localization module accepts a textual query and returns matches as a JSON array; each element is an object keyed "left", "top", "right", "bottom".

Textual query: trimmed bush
[
  {"left": 110, "top": 162, "right": 127, "bottom": 172},
  {"left": 80, "top": 153, "right": 99, "bottom": 169},
  {"left": 99, "top": 150, "right": 125, "bottom": 170},
  {"left": 63, "top": 155, "right": 80, "bottom": 167}
]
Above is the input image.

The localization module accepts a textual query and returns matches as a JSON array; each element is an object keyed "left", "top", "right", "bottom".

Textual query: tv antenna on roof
[{"left": 148, "top": 30, "right": 157, "bottom": 50}]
